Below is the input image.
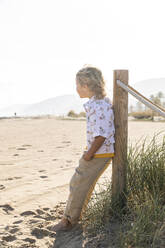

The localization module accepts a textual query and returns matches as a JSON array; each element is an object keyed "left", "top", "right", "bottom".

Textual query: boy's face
[{"left": 76, "top": 79, "right": 94, "bottom": 98}]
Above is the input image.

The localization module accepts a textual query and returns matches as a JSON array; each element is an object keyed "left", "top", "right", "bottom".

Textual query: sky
[{"left": 0, "top": 0, "right": 165, "bottom": 108}]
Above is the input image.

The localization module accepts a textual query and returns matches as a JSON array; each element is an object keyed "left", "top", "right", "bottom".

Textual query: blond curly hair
[{"left": 76, "top": 66, "right": 106, "bottom": 99}]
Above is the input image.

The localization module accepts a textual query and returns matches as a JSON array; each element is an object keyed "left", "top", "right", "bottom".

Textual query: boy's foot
[{"left": 50, "top": 218, "right": 73, "bottom": 232}]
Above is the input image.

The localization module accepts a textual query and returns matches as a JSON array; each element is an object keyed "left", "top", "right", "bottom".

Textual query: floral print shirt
[{"left": 83, "top": 96, "right": 115, "bottom": 155}]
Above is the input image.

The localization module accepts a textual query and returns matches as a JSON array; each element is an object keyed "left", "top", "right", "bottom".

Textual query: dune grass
[{"left": 82, "top": 133, "right": 165, "bottom": 247}]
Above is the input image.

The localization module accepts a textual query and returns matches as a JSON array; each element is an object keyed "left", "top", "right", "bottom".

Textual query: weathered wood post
[{"left": 112, "top": 70, "right": 128, "bottom": 207}]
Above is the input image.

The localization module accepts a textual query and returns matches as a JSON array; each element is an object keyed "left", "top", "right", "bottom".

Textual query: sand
[{"left": 0, "top": 117, "right": 164, "bottom": 247}]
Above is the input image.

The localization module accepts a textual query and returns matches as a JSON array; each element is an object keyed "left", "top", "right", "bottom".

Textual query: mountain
[
  {"left": 132, "top": 78, "right": 165, "bottom": 97},
  {"left": 0, "top": 104, "right": 29, "bottom": 117},
  {"left": 0, "top": 95, "right": 86, "bottom": 117},
  {"left": 129, "top": 78, "right": 165, "bottom": 107},
  {"left": 22, "top": 95, "right": 86, "bottom": 116},
  {"left": 0, "top": 78, "right": 164, "bottom": 117}
]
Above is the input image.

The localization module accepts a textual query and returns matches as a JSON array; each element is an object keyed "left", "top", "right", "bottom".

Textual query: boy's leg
[
  {"left": 80, "top": 157, "right": 111, "bottom": 217},
  {"left": 63, "top": 156, "right": 111, "bottom": 225}
]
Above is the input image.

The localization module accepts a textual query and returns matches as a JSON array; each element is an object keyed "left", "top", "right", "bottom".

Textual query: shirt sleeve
[{"left": 92, "top": 103, "right": 114, "bottom": 139}]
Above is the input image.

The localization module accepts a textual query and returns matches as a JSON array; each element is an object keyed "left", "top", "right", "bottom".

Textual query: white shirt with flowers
[{"left": 83, "top": 96, "right": 115, "bottom": 156}]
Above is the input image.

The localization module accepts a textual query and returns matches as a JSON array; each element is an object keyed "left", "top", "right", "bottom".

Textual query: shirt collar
[
  {"left": 83, "top": 96, "right": 96, "bottom": 107},
  {"left": 83, "top": 96, "right": 113, "bottom": 113},
  {"left": 87, "top": 95, "right": 96, "bottom": 104},
  {"left": 83, "top": 95, "right": 96, "bottom": 112}
]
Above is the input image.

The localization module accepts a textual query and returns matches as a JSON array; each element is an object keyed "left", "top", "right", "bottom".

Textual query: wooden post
[{"left": 112, "top": 70, "right": 128, "bottom": 206}]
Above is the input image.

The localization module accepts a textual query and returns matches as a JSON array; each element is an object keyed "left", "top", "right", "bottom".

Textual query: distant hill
[
  {"left": 132, "top": 78, "right": 165, "bottom": 97},
  {"left": 0, "top": 104, "right": 29, "bottom": 117},
  {"left": 0, "top": 78, "right": 164, "bottom": 117},
  {"left": 0, "top": 95, "right": 86, "bottom": 117},
  {"left": 129, "top": 78, "right": 165, "bottom": 107}
]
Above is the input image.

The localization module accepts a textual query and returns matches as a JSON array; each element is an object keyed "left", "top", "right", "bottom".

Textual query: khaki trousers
[{"left": 64, "top": 156, "right": 111, "bottom": 225}]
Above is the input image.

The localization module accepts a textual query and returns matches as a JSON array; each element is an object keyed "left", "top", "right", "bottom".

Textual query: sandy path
[
  {"left": 0, "top": 118, "right": 164, "bottom": 247},
  {"left": 0, "top": 119, "right": 85, "bottom": 219}
]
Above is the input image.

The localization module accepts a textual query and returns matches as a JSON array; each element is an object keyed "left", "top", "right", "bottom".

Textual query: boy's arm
[{"left": 83, "top": 136, "right": 106, "bottom": 161}]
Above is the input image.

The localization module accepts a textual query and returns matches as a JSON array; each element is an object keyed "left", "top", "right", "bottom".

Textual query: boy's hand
[
  {"left": 83, "top": 152, "right": 93, "bottom": 161},
  {"left": 83, "top": 136, "right": 106, "bottom": 161}
]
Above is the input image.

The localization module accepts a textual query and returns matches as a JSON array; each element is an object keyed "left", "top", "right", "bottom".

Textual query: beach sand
[{"left": 0, "top": 117, "right": 164, "bottom": 247}]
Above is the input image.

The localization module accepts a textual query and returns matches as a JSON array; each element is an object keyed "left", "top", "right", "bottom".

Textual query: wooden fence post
[{"left": 112, "top": 70, "right": 128, "bottom": 206}]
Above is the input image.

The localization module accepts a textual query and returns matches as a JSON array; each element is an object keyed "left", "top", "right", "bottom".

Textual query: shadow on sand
[{"left": 52, "top": 224, "right": 84, "bottom": 248}]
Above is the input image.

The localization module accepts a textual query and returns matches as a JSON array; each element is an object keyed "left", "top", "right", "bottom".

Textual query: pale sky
[{"left": 0, "top": 0, "right": 165, "bottom": 108}]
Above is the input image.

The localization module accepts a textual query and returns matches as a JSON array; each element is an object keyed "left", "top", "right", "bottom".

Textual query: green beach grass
[{"left": 82, "top": 133, "right": 165, "bottom": 248}]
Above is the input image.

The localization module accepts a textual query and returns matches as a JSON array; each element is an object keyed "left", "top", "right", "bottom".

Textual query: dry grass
[{"left": 82, "top": 133, "right": 165, "bottom": 248}]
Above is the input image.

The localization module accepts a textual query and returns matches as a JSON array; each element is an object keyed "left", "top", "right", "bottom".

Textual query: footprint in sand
[
  {"left": 40, "top": 176, "right": 48, "bottom": 179},
  {"left": 44, "top": 215, "right": 56, "bottom": 221},
  {"left": 62, "top": 141, "right": 71, "bottom": 144},
  {"left": 2, "top": 234, "right": 17, "bottom": 242},
  {"left": 13, "top": 154, "right": 19, "bottom": 156},
  {"left": 13, "top": 220, "right": 23, "bottom": 225},
  {"left": 5, "top": 177, "right": 22, "bottom": 181},
  {"left": 31, "top": 227, "right": 54, "bottom": 239},
  {"left": 36, "top": 209, "right": 45, "bottom": 215},
  {"left": 0, "top": 204, "right": 14, "bottom": 214},
  {"left": 62, "top": 141, "right": 71, "bottom": 146},
  {"left": 43, "top": 207, "right": 50, "bottom": 211},
  {"left": 33, "top": 215, "right": 46, "bottom": 220},
  {"left": 22, "top": 144, "right": 32, "bottom": 147},
  {"left": 0, "top": 185, "right": 5, "bottom": 190},
  {"left": 20, "top": 210, "right": 36, "bottom": 216},
  {"left": 28, "top": 219, "right": 41, "bottom": 224},
  {"left": 22, "top": 237, "right": 36, "bottom": 244},
  {"left": 15, "top": 176, "right": 22, "bottom": 180},
  {"left": 9, "top": 227, "right": 20, "bottom": 234},
  {"left": 65, "top": 160, "right": 73, "bottom": 168},
  {"left": 38, "top": 170, "right": 46, "bottom": 173},
  {"left": 28, "top": 208, "right": 57, "bottom": 222},
  {"left": 66, "top": 160, "right": 72, "bottom": 163},
  {"left": 6, "top": 177, "right": 14, "bottom": 181}
]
